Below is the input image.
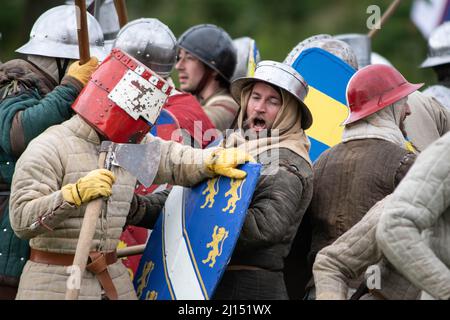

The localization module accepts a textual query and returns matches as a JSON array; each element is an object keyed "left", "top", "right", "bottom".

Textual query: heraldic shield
[
  {"left": 291, "top": 48, "right": 356, "bottom": 161},
  {"left": 133, "top": 163, "right": 262, "bottom": 300}
]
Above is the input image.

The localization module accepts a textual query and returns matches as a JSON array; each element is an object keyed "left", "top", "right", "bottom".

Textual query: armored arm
[
  {"left": 313, "top": 198, "right": 386, "bottom": 300},
  {"left": 0, "top": 84, "right": 79, "bottom": 158},
  {"left": 377, "top": 133, "right": 450, "bottom": 300},
  {"left": 9, "top": 132, "right": 75, "bottom": 239}
]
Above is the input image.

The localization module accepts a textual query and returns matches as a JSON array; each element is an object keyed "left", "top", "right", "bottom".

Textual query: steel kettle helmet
[
  {"left": 177, "top": 24, "right": 237, "bottom": 82},
  {"left": 231, "top": 60, "right": 312, "bottom": 129},
  {"left": 113, "top": 18, "right": 177, "bottom": 78},
  {"left": 16, "top": 5, "right": 107, "bottom": 61},
  {"left": 421, "top": 22, "right": 450, "bottom": 68}
]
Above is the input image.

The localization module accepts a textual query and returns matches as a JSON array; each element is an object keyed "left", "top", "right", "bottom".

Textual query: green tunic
[{"left": 0, "top": 59, "right": 81, "bottom": 286}]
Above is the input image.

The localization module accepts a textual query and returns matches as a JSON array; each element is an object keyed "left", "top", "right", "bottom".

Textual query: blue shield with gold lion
[{"left": 134, "top": 163, "right": 262, "bottom": 300}]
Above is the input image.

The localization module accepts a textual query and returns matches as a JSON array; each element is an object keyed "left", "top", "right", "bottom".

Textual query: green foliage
[{"left": 0, "top": 0, "right": 437, "bottom": 85}]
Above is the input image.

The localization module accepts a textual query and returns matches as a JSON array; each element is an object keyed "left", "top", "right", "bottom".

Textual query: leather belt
[{"left": 30, "top": 248, "right": 118, "bottom": 300}]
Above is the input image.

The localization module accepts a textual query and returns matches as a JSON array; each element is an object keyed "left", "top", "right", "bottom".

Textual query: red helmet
[
  {"left": 72, "top": 49, "right": 173, "bottom": 143},
  {"left": 343, "top": 64, "right": 423, "bottom": 125}
]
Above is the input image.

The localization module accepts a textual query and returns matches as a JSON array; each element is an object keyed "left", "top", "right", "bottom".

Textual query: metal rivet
[
  {"left": 0, "top": 253, "right": 2, "bottom": 256},
  {"left": 20, "top": 257, "right": 24, "bottom": 261},
  {"left": 3, "top": 228, "right": 6, "bottom": 232},
  {"left": 6, "top": 162, "right": 9, "bottom": 165}
]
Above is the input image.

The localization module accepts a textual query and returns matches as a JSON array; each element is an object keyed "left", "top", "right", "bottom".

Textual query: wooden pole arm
[
  {"left": 75, "top": 0, "right": 90, "bottom": 65},
  {"left": 113, "top": 0, "right": 128, "bottom": 28},
  {"left": 65, "top": 152, "right": 107, "bottom": 300},
  {"left": 117, "top": 244, "right": 146, "bottom": 258}
]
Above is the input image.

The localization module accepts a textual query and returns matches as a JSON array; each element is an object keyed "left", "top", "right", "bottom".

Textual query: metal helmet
[
  {"left": 16, "top": 5, "right": 107, "bottom": 61},
  {"left": 420, "top": 22, "right": 450, "bottom": 68},
  {"left": 284, "top": 34, "right": 332, "bottom": 66},
  {"left": 344, "top": 64, "right": 424, "bottom": 125},
  {"left": 177, "top": 24, "right": 237, "bottom": 82},
  {"left": 335, "top": 33, "right": 371, "bottom": 69},
  {"left": 231, "top": 37, "right": 261, "bottom": 81},
  {"left": 66, "top": 0, "right": 120, "bottom": 49},
  {"left": 231, "top": 60, "right": 312, "bottom": 129},
  {"left": 113, "top": 18, "right": 177, "bottom": 78}
]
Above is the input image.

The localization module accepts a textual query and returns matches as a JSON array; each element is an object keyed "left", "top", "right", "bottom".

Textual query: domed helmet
[
  {"left": 334, "top": 33, "right": 371, "bottom": 69},
  {"left": 420, "top": 22, "right": 450, "bottom": 68},
  {"left": 231, "top": 60, "right": 312, "bottom": 129},
  {"left": 113, "top": 18, "right": 177, "bottom": 78},
  {"left": 344, "top": 64, "right": 423, "bottom": 125},
  {"left": 16, "top": 5, "right": 107, "bottom": 61},
  {"left": 177, "top": 24, "right": 237, "bottom": 82},
  {"left": 231, "top": 37, "right": 261, "bottom": 81}
]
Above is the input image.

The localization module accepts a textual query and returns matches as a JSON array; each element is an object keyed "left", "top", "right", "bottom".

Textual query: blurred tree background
[{"left": 0, "top": 0, "right": 436, "bottom": 85}]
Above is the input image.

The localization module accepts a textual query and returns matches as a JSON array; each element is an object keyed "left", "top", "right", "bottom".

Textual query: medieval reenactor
[
  {"left": 212, "top": 61, "right": 314, "bottom": 299},
  {"left": 336, "top": 33, "right": 450, "bottom": 153},
  {"left": 114, "top": 18, "right": 216, "bottom": 149},
  {"left": 377, "top": 132, "right": 450, "bottom": 300},
  {"left": 0, "top": 4, "right": 105, "bottom": 300},
  {"left": 8, "top": 47, "right": 252, "bottom": 300},
  {"left": 175, "top": 24, "right": 239, "bottom": 132},
  {"left": 305, "top": 64, "right": 421, "bottom": 299}
]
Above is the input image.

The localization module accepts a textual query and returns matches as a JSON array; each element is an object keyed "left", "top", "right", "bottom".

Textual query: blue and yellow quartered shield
[
  {"left": 291, "top": 48, "right": 356, "bottom": 161},
  {"left": 134, "top": 163, "right": 262, "bottom": 300}
]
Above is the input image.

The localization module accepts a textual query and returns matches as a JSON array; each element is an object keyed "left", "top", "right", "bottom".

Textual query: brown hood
[{"left": 223, "top": 84, "right": 312, "bottom": 166}]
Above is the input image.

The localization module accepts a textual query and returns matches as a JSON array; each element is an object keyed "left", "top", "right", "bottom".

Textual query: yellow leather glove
[
  {"left": 66, "top": 57, "right": 99, "bottom": 86},
  {"left": 61, "top": 169, "right": 115, "bottom": 206},
  {"left": 205, "top": 148, "right": 256, "bottom": 179}
]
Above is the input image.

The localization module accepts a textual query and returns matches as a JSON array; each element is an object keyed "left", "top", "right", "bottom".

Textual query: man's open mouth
[{"left": 253, "top": 117, "right": 266, "bottom": 130}]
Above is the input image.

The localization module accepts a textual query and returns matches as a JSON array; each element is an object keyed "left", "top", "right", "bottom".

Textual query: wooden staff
[
  {"left": 113, "top": 0, "right": 128, "bottom": 28},
  {"left": 117, "top": 244, "right": 146, "bottom": 258},
  {"left": 368, "top": 0, "right": 403, "bottom": 39},
  {"left": 65, "top": 152, "right": 107, "bottom": 300},
  {"left": 75, "top": 0, "right": 90, "bottom": 64}
]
